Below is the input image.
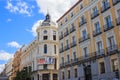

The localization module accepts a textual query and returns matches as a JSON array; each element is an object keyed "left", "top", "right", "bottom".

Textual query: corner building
[
  {"left": 57, "top": 0, "right": 120, "bottom": 80},
  {"left": 20, "top": 14, "right": 59, "bottom": 80}
]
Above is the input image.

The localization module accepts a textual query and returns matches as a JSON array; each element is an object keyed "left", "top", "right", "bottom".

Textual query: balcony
[
  {"left": 60, "top": 63, "right": 65, "bottom": 68},
  {"left": 101, "top": 2, "right": 110, "bottom": 13},
  {"left": 106, "top": 44, "right": 119, "bottom": 55},
  {"left": 71, "top": 58, "right": 78, "bottom": 63},
  {"left": 64, "top": 45, "right": 70, "bottom": 51},
  {"left": 64, "top": 31, "right": 69, "bottom": 37},
  {"left": 70, "top": 27, "right": 76, "bottom": 33},
  {"left": 59, "top": 48, "right": 64, "bottom": 53},
  {"left": 70, "top": 42, "right": 77, "bottom": 48},
  {"left": 59, "top": 35, "right": 64, "bottom": 40},
  {"left": 65, "top": 61, "right": 71, "bottom": 66},
  {"left": 112, "top": 0, "right": 120, "bottom": 5},
  {"left": 104, "top": 21, "right": 114, "bottom": 32},
  {"left": 79, "top": 19, "right": 87, "bottom": 27},
  {"left": 93, "top": 28, "right": 102, "bottom": 37},
  {"left": 91, "top": 10, "right": 99, "bottom": 19},
  {"left": 79, "top": 34, "right": 90, "bottom": 43},
  {"left": 116, "top": 17, "right": 120, "bottom": 26}
]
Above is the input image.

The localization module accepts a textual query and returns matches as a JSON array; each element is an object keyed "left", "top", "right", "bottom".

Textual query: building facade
[
  {"left": 5, "top": 58, "right": 13, "bottom": 80},
  {"left": 57, "top": 0, "right": 120, "bottom": 80},
  {"left": 20, "top": 14, "right": 59, "bottom": 80},
  {"left": 11, "top": 49, "right": 22, "bottom": 80}
]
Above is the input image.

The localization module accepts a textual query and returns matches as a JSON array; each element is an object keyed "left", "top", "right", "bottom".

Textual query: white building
[{"left": 20, "top": 13, "right": 59, "bottom": 80}]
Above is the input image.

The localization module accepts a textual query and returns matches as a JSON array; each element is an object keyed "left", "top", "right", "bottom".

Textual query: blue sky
[{"left": 0, "top": 0, "right": 77, "bottom": 73}]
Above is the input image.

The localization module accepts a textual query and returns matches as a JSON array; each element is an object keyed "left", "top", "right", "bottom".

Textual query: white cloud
[
  {"left": 26, "top": 20, "right": 43, "bottom": 36},
  {"left": 7, "top": 18, "right": 12, "bottom": 22},
  {"left": 5, "top": 0, "right": 34, "bottom": 16},
  {"left": 0, "top": 50, "right": 13, "bottom": 61},
  {"left": 35, "top": 0, "right": 77, "bottom": 21},
  {"left": 7, "top": 41, "right": 21, "bottom": 48},
  {"left": 0, "top": 64, "right": 5, "bottom": 73}
]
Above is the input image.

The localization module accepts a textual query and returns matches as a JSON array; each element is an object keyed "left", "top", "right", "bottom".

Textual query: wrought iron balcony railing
[
  {"left": 91, "top": 10, "right": 99, "bottom": 19},
  {"left": 79, "top": 34, "right": 90, "bottom": 43},
  {"left": 112, "top": 0, "right": 120, "bottom": 5},
  {"left": 93, "top": 28, "right": 102, "bottom": 37},
  {"left": 104, "top": 21, "right": 114, "bottom": 32}
]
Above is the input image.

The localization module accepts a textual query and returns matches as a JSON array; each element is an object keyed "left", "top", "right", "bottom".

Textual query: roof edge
[{"left": 57, "top": 0, "right": 82, "bottom": 23}]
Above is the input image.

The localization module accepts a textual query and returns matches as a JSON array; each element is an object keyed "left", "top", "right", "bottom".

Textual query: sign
[{"left": 37, "top": 57, "right": 55, "bottom": 65}]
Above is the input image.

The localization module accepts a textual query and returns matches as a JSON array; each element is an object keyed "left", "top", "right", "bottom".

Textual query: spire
[{"left": 44, "top": 11, "right": 51, "bottom": 22}]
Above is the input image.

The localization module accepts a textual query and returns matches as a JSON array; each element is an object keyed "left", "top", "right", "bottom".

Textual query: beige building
[
  {"left": 20, "top": 14, "right": 59, "bottom": 80},
  {"left": 11, "top": 48, "right": 22, "bottom": 80},
  {"left": 57, "top": 0, "right": 120, "bottom": 80},
  {"left": 5, "top": 58, "right": 13, "bottom": 80}
]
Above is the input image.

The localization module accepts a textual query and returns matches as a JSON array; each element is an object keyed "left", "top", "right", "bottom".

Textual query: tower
[{"left": 35, "top": 13, "right": 59, "bottom": 80}]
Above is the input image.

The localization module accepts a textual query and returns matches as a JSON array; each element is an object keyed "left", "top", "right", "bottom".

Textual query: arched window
[{"left": 44, "top": 44, "right": 47, "bottom": 54}]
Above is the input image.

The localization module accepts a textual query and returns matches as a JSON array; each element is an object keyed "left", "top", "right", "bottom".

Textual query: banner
[{"left": 37, "top": 57, "right": 55, "bottom": 65}]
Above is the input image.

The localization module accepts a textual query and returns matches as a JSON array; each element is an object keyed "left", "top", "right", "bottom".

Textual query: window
[
  {"left": 117, "top": 9, "right": 120, "bottom": 17},
  {"left": 72, "top": 36, "right": 76, "bottom": 43},
  {"left": 54, "top": 45, "right": 56, "bottom": 54},
  {"left": 74, "top": 68, "right": 77, "bottom": 77},
  {"left": 108, "top": 36, "right": 115, "bottom": 47},
  {"left": 62, "top": 72, "right": 64, "bottom": 79},
  {"left": 66, "top": 39, "right": 69, "bottom": 47},
  {"left": 73, "top": 52, "right": 76, "bottom": 60},
  {"left": 97, "top": 41, "right": 102, "bottom": 52},
  {"left": 61, "top": 57, "right": 64, "bottom": 64},
  {"left": 94, "top": 22, "right": 100, "bottom": 32},
  {"left": 66, "top": 28, "right": 69, "bottom": 33},
  {"left": 81, "top": 15, "right": 85, "bottom": 22},
  {"left": 80, "top": 4, "right": 83, "bottom": 10},
  {"left": 100, "top": 62, "right": 105, "bottom": 74},
  {"left": 112, "top": 59, "right": 118, "bottom": 71},
  {"left": 65, "top": 17, "right": 68, "bottom": 22},
  {"left": 61, "top": 43, "right": 63, "bottom": 50},
  {"left": 53, "top": 35, "right": 56, "bottom": 40},
  {"left": 82, "top": 30, "right": 87, "bottom": 39},
  {"left": 83, "top": 47, "right": 88, "bottom": 57},
  {"left": 67, "top": 54, "right": 70, "bottom": 62},
  {"left": 43, "top": 64, "right": 47, "bottom": 69},
  {"left": 54, "top": 59, "right": 57, "bottom": 69},
  {"left": 105, "top": 15, "right": 112, "bottom": 27},
  {"left": 60, "top": 22, "right": 63, "bottom": 26},
  {"left": 102, "top": 0, "right": 108, "bottom": 6},
  {"left": 44, "top": 44, "right": 47, "bottom": 54},
  {"left": 37, "top": 74, "right": 39, "bottom": 80},
  {"left": 44, "top": 30, "right": 47, "bottom": 34},
  {"left": 43, "top": 36, "right": 48, "bottom": 40},
  {"left": 71, "top": 12, "right": 73, "bottom": 17},
  {"left": 68, "top": 70, "right": 70, "bottom": 79},
  {"left": 93, "top": 6, "right": 98, "bottom": 13}
]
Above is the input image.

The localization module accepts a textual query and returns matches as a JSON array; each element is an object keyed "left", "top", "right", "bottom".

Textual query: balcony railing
[
  {"left": 70, "top": 27, "right": 76, "bottom": 33},
  {"left": 64, "top": 31, "right": 69, "bottom": 37},
  {"left": 79, "top": 34, "right": 90, "bottom": 43},
  {"left": 79, "top": 19, "right": 87, "bottom": 27},
  {"left": 70, "top": 42, "right": 77, "bottom": 48},
  {"left": 71, "top": 58, "right": 78, "bottom": 63},
  {"left": 60, "top": 63, "right": 64, "bottom": 67},
  {"left": 93, "top": 28, "right": 102, "bottom": 37},
  {"left": 106, "top": 44, "right": 119, "bottom": 55},
  {"left": 65, "top": 61, "right": 71, "bottom": 66},
  {"left": 112, "top": 0, "right": 120, "bottom": 5},
  {"left": 59, "top": 35, "right": 64, "bottom": 40},
  {"left": 91, "top": 10, "right": 99, "bottom": 19},
  {"left": 104, "top": 21, "right": 114, "bottom": 32},
  {"left": 65, "top": 45, "right": 70, "bottom": 51},
  {"left": 116, "top": 17, "right": 120, "bottom": 26},
  {"left": 59, "top": 48, "right": 64, "bottom": 53},
  {"left": 101, "top": 2, "right": 110, "bottom": 13}
]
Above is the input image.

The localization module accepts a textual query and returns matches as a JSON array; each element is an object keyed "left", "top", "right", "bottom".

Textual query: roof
[{"left": 57, "top": 0, "right": 82, "bottom": 22}]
